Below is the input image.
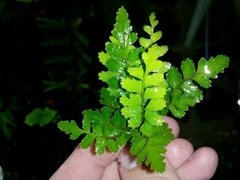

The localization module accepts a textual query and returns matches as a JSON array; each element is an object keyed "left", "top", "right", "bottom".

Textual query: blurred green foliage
[
  {"left": 25, "top": 107, "right": 59, "bottom": 127},
  {"left": 0, "top": 99, "right": 15, "bottom": 140},
  {"left": 37, "top": 16, "right": 91, "bottom": 93}
]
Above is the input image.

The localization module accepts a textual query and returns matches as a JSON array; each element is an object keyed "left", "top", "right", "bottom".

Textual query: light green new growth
[{"left": 57, "top": 6, "right": 229, "bottom": 173}]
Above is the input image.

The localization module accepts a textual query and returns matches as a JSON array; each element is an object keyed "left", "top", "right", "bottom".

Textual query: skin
[{"left": 50, "top": 117, "right": 218, "bottom": 180}]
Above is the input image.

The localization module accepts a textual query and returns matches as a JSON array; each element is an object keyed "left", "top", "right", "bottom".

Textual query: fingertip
[
  {"left": 118, "top": 146, "right": 138, "bottom": 170},
  {"left": 177, "top": 146, "right": 219, "bottom": 180},
  {"left": 193, "top": 147, "right": 218, "bottom": 172},
  {"left": 166, "top": 138, "right": 194, "bottom": 169}
]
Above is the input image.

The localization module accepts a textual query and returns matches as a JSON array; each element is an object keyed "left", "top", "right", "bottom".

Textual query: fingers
[
  {"left": 118, "top": 117, "right": 180, "bottom": 169},
  {"left": 176, "top": 147, "right": 218, "bottom": 180},
  {"left": 166, "top": 138, "right": 194, "bottom": 169},
  {"left": 50, "top": 117, "right": 180, "bottom": 180},
  {"left": 50, "top": 145, "right": 119, "bottom": 180},
  {"left": 117, "top": 117, "right": 182, "bottom": 179},
  {"left": 102, "top": 161, "right": 121, "bottom": 180},
  {"left": 119, "top": 161, "right": 180, "bottom": 180},
  {"left": 117, "top": 117, "right": 218, "bottom": 180},
  {"left": 118, "top": 138, "right": 194, "bottom": 180}
]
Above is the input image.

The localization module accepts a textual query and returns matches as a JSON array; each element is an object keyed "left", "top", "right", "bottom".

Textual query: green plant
[
  {"left": 57, "top": 6, "right": 229, "bottom": 173},
  {"left": 0, "top": 99, "right": 15, "bottom": 140},
  {"left": 37, "top": 16, "right": 91, "bottom": 92},
  {"left": 25, "top": 107, "right": 59, "bottom": 127},
  {"left": 22, "top": 14, "right": 92, "bottom": 128}
]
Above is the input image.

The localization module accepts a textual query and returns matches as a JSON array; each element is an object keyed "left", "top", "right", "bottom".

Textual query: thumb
[{"left": 50, "top": 145, "right": 119, "bottom": 180}]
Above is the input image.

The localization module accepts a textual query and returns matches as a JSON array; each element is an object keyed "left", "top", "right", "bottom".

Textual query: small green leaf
[
  {"left": 112, "top": 110, "right": 127, "bottom": 127},
  {"left": 149, "top": 12, "right": 158, "bottom": 28},
  {"left": 144, "top": 87, "right": 166, "bottom": 99},
  {"left": 58, "top": 120, "right": 83, "bottom": 140},
  {"left": 197, "top": 55, "right": 229, "bottom": 79},
  {"left": 100, "top": 88, "right": 119, "bottom": 108},
  {"left": 166, "top": 67, "right": 183, "bottom": 89},
  {"left": 95, "top": 136, "right": 106, "bottom": 154},
  {"left": 130, "top": 137, "right": 146, "bottom": 155},
  {"left": 80, "top": 134, "right": 95, "bottom": 148},
  {"left": 106, "top": 42, "right": 126, "bottom": 59},
  {"left": 145, "top": 99, "right": 166, "bottom": 111},
  {"left": 120, "top": 94, "right": 142, "bottom": 106},
  {"left": 181, "top": 58, "right": 196, "bottom": 79},
  {"left": 145, "top": 110, "right": 164, "bottom": 126},
  {"left": 111, "top": 6, "right": 136, "bottom": 48},
  {"left": 120, "top": 94, "right": 142, "bottom": 128},
  {"left": 128, "top": 48, "right": 144, "bottom": 64},
  {"left": 140, "top": 122, "right": 152, "bottom": 136},
  {"left": 129, "top": 32, "right": 138, "bottom": 45},
  {"left": 151, "top": 31, "right": 162, "bottom": 43},
  {"left": 193, "top": 74, "right": 211, "bottom": 88},
  {"left": 25, "top": 107, "right": 59, "bottom": 127},
  {"left": 121, "top": 78, "right": 142, "bottom": 93},
  {"left": 143, "top": 25, "right": 152, "bottom": 35},
  {"left": 145, "top": 72, "right": 165, "bottom": 87},
  {"left": 98, "top": 51, "right": 110, "bottom": 66},
  {"left": 142, "top": 44, "right": 168, "bottom": 64},
  {"left": 98, "top": 71, "right": 118, "bottom": 88},
  {"left": 181, "top": 80, "right": 203, "bottom": 104},
  {"left": 106, "top": 139, "right": 119, "bottom": 152},
  {"left": 139, "top": 37, "right": 152, "bottom": 48},
  {"left": 128, "top": 67, "right": 144, "bottom": 80},
  {"left": 121, "top": 106, "right": 142, "bottom": 128}
]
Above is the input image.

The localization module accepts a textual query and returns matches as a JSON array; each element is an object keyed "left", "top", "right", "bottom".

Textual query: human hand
[{"left": 50, "top": 117, "right": 218, "bottom": 180}]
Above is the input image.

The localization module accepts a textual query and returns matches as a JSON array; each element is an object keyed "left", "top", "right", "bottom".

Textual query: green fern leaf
[
  {"left": 166, "top": 55, "right": 229, "bottom": 118},
  {"left": 130, "top": 122, "right": 174, "bottom": 172},
  {"left": 81, "top": 107, "right": 130, "bottom": 154},
  {"left": 58, "top": 120, "right": 83, "bottom": 140},
  {"left": 194, "top": 55, "right": 229, "bottom": 88},
  {"left": 57, "top": 6, "right": 229, "bottom": 174}
]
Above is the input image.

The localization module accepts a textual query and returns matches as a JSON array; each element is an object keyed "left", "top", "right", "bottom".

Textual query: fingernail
[{"left": 118, "top": 150, "right": 138, "bottom": 170}]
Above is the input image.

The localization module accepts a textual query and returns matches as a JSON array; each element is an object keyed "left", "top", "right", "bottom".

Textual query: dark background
[{"left": 0, "top": 0, "right": 239, "bottom": 179}]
